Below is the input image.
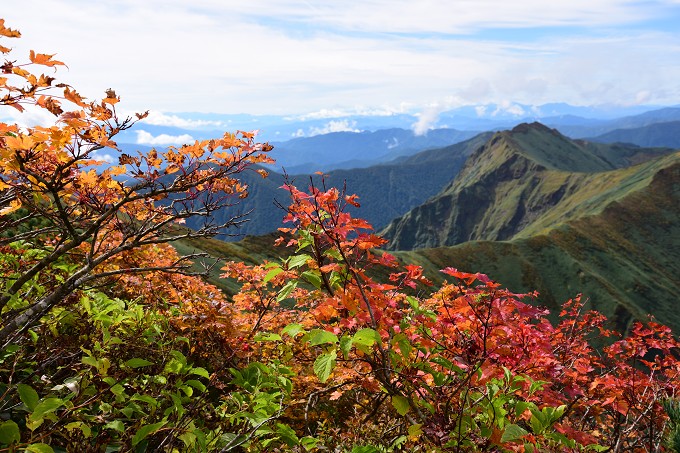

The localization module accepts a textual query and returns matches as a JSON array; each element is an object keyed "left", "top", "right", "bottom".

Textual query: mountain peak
[
  {"left": 510, "top": 122, "right": 560, "bottom": 135},
  {"left": 498, "top": 122, "right": 613, "bottom": 173}
]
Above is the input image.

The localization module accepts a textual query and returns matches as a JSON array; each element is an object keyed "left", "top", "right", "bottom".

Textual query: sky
[{"left": 3, "top": 0, "right": 680, "bottom": 118}]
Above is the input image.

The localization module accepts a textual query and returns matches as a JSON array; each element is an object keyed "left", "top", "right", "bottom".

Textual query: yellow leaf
[
  {"left": 0, "top": 199, "right": 22, "bottom": 216},
  {"left": 11, "top": 67, "right": 30, "bottom": 78},
  {"left": 108, "top": 165, "right": 127, "bottom": 176},
  {"left": 3, "top": 134, "right": 35, "bottom": 150},
  {"left": 79, "top": 169, "right": 98, "bottom": 186}
]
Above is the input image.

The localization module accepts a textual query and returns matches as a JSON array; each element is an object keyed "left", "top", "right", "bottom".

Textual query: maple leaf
[
  {"left": 0, "top": 19, "right": 21, "bottom": 39},
  {"left": 29, "top": 50, "right": 65, "bottom": 67}
]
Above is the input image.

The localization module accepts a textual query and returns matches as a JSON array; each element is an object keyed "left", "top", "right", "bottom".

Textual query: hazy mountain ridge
[
  {"left": 269, "top": 127, "right": 480, "bottom": 173},
  {"left": 587, "top": 120, "right": 680, "bottom": 148},
  {"left": 184, "top": 132, "right": 493, "bottom": 238}
]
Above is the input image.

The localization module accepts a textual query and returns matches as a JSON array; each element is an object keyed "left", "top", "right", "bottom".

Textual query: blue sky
[{"left": 3, "top": 0, "right": 680, "bottom": 120}]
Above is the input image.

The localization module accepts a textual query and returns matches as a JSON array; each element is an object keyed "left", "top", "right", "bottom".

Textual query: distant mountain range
[
  {"left": 587, "top": 120, "right": 680, "bottom": 148},
  {"left": 104, "top": 105, "right": 680, "bottom": 175}
]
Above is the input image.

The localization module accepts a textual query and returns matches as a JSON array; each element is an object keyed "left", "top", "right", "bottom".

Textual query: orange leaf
[
  {"left": 0, "top": 19, "right": 21, "bottom": 39},
  {"left": 29, "top": 50, "right": 65, "bottom": 67}
]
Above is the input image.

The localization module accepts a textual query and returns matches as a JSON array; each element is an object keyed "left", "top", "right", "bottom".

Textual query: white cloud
[
  {"left": 308, "top": 120, "right": 361, "bottom": 136},
  {"left": 491, "top": 101, "right": 526, "bottom": 117},
  {"left": 634, "top": 90, "right": 653, "bottom": 105},
  {"left": 412, "top": 97, "right": 470, "bottom": 135},
  {"left": 94, "top": 152, "right": 116, "bottom": 163},
  {"left": 386, "top": 137, "right": 400, "bottom": 149},
  {"left": 0, "top": 105, "right": 58, "bottom": 130},
  {"left": 412, "top": 105, "right": 443, "bottom": 136},
  {"left": 185, "top": 0, "right": 672, "bottom": 34},
  {"left": 135, "top": 130, "right": 195, "bottom": 146},
  {"left": 141, "top": 111, "right": 224, "bottom": 129},
  {"left": 294, "top": 105, "right": 410, "bottom": 121}
]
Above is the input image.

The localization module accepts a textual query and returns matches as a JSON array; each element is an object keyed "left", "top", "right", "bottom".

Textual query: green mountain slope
[{"left": 381, "top": 123, "right": 676, "bottom": 250}]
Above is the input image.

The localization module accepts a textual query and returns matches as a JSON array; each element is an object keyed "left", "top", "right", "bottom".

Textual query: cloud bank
[{"left": 3, "top": 1, "right": 680, "bottom": 114}]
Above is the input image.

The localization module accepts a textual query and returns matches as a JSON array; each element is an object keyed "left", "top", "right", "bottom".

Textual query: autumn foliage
[
  {"left": 2, "top": 18, "right": 680, "bottom": 453},
  {"left": 223, "top": 179, "right": 680, "bottom": 451}
]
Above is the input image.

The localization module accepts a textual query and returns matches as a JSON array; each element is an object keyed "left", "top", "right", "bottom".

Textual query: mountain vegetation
[{"left": 2, "top": 19, "right": 680, "bottom": 453}]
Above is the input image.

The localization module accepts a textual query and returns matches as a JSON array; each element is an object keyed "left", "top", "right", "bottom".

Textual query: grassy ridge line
[{"left": 381, "top": 123, "right": 679, "bottom": 250}]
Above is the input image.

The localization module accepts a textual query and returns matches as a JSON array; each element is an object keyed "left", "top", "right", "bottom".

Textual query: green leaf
[
  {"left": 501, "top": 424, "right": 529, "bottom": 442},
  {"left": 164, "top": 359, "right": 183, "bottom": 374},
  {"left": 277, "top": 280, "right": 298, "bottom": 302},
  {"left": 179, "top": 431, "right": 197, "bottom": 449},
  {"left": 104, "top": 420, "right": 125, "bottom": 432},
  {"left": 301, "top": 270, "right": 322, "bottom": 289},
  {"left": 65, "top": 421, "right": 91, "bottom": 437},
  {"left": 339, "top": 335, "right": 353, "bottom": 359},
  {"left": 351, "top": 446, "right": 380, "bottom": 453},
  {"left": 391, "top": 394, "right": 410, "bottom": 416},
  {"left": 281, "top": 323, "right": 305, "bottom": 337},
  {"left": 407, "top": 423, "right": 423, "bottom": 440},
  {"left": 253, "top": 332, "right": 282, "bottom": 342},
  {"left": 185, "top": 379, "right": 207, "bottom": 393},
  {"left": 275, "top": 423, "right": 300, "bottom": 447},
  {"left": 169, "top": 350, "right": 187, "bottom": 365},
  {"left": 28, "top": 398, "right": 64, "bottom": 425},
  {"left": 125, "top": 358, "right": 154, "bottom": 368},
  {"left": 515, "top": 401, "right": 533, "bottom": 418},
  {"left": 131, "top": 394, "right": 158, "bottom": 407},
  {"left": 132, "top": 421, "right": 167, "bottom": 446},
  {"left": 0, "top": 420, "right": 20, "bottom": 444},
  {"left": 313, "top": 351, "right": 336, "bottom": 383},
  {"left": 109, "top": 384, "right": 125, "bottom": 396},
  {"left": 287, "top": 254, "right": 311, "bottom": 269},
  {"left": 308, "top": 329, "right": 338, "bottom": 346},
  {"left": 189, "top": 367, "right": 210, "bottom": 379},
  {"left": 297, "top": 230, "right": 314, "bottom": 251},
  {"left": 25, "top": 444, "right": 54, "bottom": 453},
  {"left": 17, "top": 383, "right": 39, "bottom": 411},
  {"left": 353, "top": 328, "right": 381, "bottom": 347},
  {"left": 585, "top": 445, "right": 610, "bottom": 452},
  {"left": 263, "top": 266, "right": 283, "bottom": 284}
]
